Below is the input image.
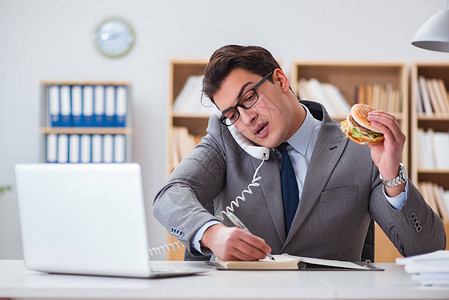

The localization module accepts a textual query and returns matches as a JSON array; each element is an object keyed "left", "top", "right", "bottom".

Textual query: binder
[
  {"left": 82, "top": 86, "right": 94, "bottom": 127},
  {"left": 60, "top": 86, "right": 71, "bottom": 127},
  {"left": 103, "top": 134, "right": 113, "bottom": 163},
  {"left": 46, "top": 134, "right": 57, "bottom": 163},
  {"left": 114, "top": 135, "right": 126, "bottom": 163},
  {"left": 116, "top": 86, "right": 127, "bottom": 127},
  {"left": 69, "top": 134, "right": 80, "bottom": 163},
  {"left": 80, "top": 134, "right": 92, "bottom": 163},
  {"left": 48, "top": 85, "right": 60, "bottom": 127},
  {"left": 94, "top": 86, "right": 105, "bottom": 127},
  {"left": 71, "top": 86, "right": 82, "bottom": 127},
  {"left": 91, "top": 134, "right": 103, "bottom": 163},
  {"left": 105, "top": 86, "right": 116, "bottom": 127},
  {"left": 57, "top": 134, "right": 69, "bottom": 163}
]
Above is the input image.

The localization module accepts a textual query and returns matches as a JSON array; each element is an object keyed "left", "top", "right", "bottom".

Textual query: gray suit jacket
[{"left": 154, "top": 100, "right": 446, "bottom": 261}]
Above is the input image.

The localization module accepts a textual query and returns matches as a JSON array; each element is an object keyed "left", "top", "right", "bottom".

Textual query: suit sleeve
[
  {"left": 369, "top": 166, "right": 446, "bottom": 257},
  {"left": 153, "top": 120, "right": 227, "bottom": 253}
]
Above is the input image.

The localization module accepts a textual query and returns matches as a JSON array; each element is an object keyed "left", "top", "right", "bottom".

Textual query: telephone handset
[
  {"left": 228, "top": 125, "right": 270, "bottom": 160},
  {"left": 149, "top": 125, "right": 269, "bottom": 256}
]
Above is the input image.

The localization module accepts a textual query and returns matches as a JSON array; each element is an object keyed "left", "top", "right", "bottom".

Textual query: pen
[{"left": 225, "top": 212, "right": 275, "bottom": 261}]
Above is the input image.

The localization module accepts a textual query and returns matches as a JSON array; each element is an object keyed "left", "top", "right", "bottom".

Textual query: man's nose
[{"left": 238, "top": 107, "right": 257, "bottom": 125}]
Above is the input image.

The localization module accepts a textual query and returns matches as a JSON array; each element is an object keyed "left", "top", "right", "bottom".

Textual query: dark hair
[{"left": 202, "top": 45, "right": 281, "bottom": 104}]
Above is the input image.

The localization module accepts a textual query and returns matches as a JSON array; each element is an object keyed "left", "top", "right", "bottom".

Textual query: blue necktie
[{"left": 277, "top": 142, "right": 299, "bottom": 234}]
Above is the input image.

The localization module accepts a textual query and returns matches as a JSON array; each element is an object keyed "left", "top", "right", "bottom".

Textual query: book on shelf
[
  {"left": 214, "top": 253, "right": 383, "bottom": 271},
  {"left": 417, "top": 76, "right": 449, "bottom": 117},
  {"left": 173, "top": 75, "right": 219, "bottom": 115},
  {"left": 418, "top": 182, "right": 449, "bottom": 223},
  {"left": 416, "top": 128, "right": 449, "bottom": 170},
  {"left": 297, "top": 78, "right": 350, "bottom": 116},
  {"left": 171, "top": 126, "right": 200, "bottom": 167},
  {"left": 355, "top": 84, "right": 402, "bottom": 113}
]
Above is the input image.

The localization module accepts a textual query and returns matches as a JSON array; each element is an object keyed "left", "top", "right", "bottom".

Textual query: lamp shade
[{"left": 412, "top": 0, "right": 449, "bottom": 53}]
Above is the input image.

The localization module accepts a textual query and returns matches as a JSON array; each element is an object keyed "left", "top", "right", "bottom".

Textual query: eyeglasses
[{"left": 219, "top": 71, "right": 274, "bottom": 126}]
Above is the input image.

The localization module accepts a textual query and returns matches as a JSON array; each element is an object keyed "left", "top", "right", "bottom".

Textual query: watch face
[{"left": 92, "top": 18, "right": 135, "bottom": 58}]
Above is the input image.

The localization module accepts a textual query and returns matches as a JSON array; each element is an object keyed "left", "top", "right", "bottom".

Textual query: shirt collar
[{"left": 286, "top": 104, "right": 322, "bottom": 156}]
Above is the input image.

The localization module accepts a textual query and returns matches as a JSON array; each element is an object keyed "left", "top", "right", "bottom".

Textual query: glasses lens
[
  {"left": 240, "top": 89, "right": 259, "bottom": 109},
  {"left": 221, "top": 108, "right": 239, "bottom": 125}
]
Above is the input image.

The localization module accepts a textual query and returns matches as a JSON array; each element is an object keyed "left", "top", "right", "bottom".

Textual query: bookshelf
[
  {"left": 167, "top": 60, "right": 211, "bottom": 175},
  {"left": 410, "top": 63, "right": 449, "bottom": 253},
  {"left": 40, "top": 81, "right": 133, "bottom": 164},
  {"left": 290, "top": 61, "right": 408, "bottom": 139},
  {"left": 166, "top": 60, "right": 447, "bottom": 262}
]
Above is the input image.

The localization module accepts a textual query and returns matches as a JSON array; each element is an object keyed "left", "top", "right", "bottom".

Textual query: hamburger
[{"left": 341, "top": 104, "right": 384, "bottom": 145}]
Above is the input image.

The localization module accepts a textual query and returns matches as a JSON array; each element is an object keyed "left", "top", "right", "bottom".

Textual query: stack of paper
[{"left": 396, "top": 250, "right": 449, "bottom": 286}]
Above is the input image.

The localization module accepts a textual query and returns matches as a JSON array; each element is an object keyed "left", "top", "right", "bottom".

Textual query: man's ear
[{"left": 273, "top": 69, "right": 290, "bottom": 93}]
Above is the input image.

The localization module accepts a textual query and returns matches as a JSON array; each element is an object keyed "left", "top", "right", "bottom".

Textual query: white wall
[{"left": 0, "top": 0, "right": 447, "bottom": 259}]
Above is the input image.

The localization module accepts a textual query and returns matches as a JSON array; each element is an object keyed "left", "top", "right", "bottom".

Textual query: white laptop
[{"left": 15, "top": 163, "right": 207, "bottom": 278}]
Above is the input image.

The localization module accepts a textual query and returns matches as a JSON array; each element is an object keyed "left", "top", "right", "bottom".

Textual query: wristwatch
[{"left": 379, "top": 163, "right": 408, "bottom": 187}]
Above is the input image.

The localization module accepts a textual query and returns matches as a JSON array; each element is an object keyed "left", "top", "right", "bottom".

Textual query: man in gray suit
[{"left": 154, "top": 45, "right": 446, "bottom": 262}]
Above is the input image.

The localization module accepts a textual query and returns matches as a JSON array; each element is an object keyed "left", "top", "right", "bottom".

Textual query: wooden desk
[{"left": 0, "top": 260, "right": 448, "bottom": 299}]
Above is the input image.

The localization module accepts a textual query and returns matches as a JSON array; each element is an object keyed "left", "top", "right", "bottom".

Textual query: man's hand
[
  {"left": 200, "top": 223, "right": 271, "bottom": 261},
  {"left": 367, "top": 110, "right": 406, "bottom": 196}
]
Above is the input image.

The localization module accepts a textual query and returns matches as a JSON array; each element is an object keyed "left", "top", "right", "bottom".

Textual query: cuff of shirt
[
  {"left": 383, "top": 180, "right": 409, "bottom": 210},
  {"left": 192, "top": 220, "right": 221, "bottom": 255}
]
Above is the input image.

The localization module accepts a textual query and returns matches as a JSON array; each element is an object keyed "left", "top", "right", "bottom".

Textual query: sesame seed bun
[
  {"left": 350, "top": 104, "right": 381, "bottom": 134},
  {"left": 340, "top": 104, "right": 384, "bottom": 145}
]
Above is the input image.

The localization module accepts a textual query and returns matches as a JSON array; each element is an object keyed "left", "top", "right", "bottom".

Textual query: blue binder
[
  {"left": 94, "top": 86, "right": 105, "bottom": 127},
  {"left": 105, "top": 86, "right": 116, "bottom": 127},
  {"left": 71, "top": 86, "right": 82, "bottom": 127},
  {"left": 56, "top": 134, "right": 69, "bottom": 163},
  {"left": 45, "top": 134, "right": 58, "bottom": 163},
  {"left": 60, "top": 86, "right": 71, "bottom": 127},
  {"left": 80, "top": 134, "right": 92, "bottom": 163},
  {"left": 115, "top": 86, "right": 127, "bottom": 127},
  {"left": 48, "top": 85, "right": 60, "bottom": 127},
  {"left": 81, "top": 86, "right": 94, "bottom": 127}
]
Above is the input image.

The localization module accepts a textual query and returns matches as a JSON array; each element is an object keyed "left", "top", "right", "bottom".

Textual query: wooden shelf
[
  {"left": 40, "top": 127, "right": 133, "bottom": 135},
  {"left": 410, "top": 63, "right": 449, "bottom": 184},
  {"left": 41, "top": 81, "right": 131, "bottom": 86},
  {"left": 291, "top": 61, "right": 409, "bottom": 170}
]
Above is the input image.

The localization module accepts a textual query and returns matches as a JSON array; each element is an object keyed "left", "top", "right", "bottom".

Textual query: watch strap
[{"left": 380, "top": 163, "right": 408, "bottom": 187}]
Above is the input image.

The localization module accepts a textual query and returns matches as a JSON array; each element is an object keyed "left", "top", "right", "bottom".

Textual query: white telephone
[{"left": 227, "top": 125, "right": 270, "bottom": 160}]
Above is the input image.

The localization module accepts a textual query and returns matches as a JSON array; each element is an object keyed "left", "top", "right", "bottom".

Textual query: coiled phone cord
[
  {"left": 216, "top": 157, "right": 265, "bottom": 221},
  {"left": 149, "top": 156, "right": 266, "bottom": 256},
  {"left": 149, "top": 241, "right": 184, "bottom": 256}
]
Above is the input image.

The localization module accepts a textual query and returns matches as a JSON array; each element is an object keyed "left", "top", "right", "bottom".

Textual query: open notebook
[
  {"left": 15, "top": 163, "right": 207, "bottom": 278},
  {"left": 215, "top": 254, "right": 384, "bottom": 271}
]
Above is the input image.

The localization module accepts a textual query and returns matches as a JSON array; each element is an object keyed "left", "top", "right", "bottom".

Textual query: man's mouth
[{"left": 255, "top": 122, "right": 268, "bottom": 135}]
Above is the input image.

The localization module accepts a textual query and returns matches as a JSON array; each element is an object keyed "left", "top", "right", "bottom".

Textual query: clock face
[{"left": 93, "top": 18, "right": 135, "bottom": 58}]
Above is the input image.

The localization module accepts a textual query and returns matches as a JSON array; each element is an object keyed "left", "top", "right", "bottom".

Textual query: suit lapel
[
  {"left": 253, "top": 154, "right": 286, "bottom": 244},
  {"left": 283, "top": 109, "right": 349, "bottom": 246}
]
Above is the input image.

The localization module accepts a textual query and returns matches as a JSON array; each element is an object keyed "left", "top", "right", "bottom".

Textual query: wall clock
[{"left": 92, "top": 18, "right": 135, "bottom": 58}]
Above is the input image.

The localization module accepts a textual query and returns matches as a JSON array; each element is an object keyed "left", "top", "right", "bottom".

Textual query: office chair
[{"left": 361, "top": 217, "right": 375, "bottom": 262}]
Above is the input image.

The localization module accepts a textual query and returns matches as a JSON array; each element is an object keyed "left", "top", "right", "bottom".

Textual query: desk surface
[{"left": 0, "top": 260, "right": 448, "bottom": 300}]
